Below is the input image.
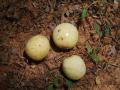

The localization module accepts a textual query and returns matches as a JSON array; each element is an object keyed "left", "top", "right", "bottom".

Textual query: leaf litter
[{"left": 0, "top": 0, "right": 120, "bottom": 90}]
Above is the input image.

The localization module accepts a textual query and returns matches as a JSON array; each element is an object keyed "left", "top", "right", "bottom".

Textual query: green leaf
[
  {"left": 47, "top": 84, "right": 55, "bottom": 90},
  {"left": 53, "top": 76, "right": 60, "bottom": 87},
  {"left": 86, "top": 43, "right": 93, "bottom": 54},
  {"left": 81, "top": 6, "right": 87, "bottom": 20},
  {"left": 103, "top": 24, "right": 110, "bottom": 36},
  {"left": 95, "top": 23, "right": 103, "bottom": 37},
  {"left": 90, "top": 51, "right": 101, "bottom": 62},
  {"left": 86, "top": 43, "right": 101, "bottom": 62},
  {"left": 90, "top": 0, "right": 94, "bottom": 3},
  {"left": 66, "top": 79, "right": 74, "bottom": 88},
  {"left": 47, "top": 76, "right": 60, "bottom": 90},
  {"left": 95, "top": 48, "right": 100, "bottom": 53}
]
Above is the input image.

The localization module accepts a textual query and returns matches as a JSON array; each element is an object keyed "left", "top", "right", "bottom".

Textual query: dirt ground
[{"left": 0, "top": 0, "right": 120, "bottom": 90}]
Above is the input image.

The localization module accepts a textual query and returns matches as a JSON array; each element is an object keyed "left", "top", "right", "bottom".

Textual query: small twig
[
  {"left": 87, "top": 1, "right": 99, "bottom": 9},
  {"left": 105, "top": 61, "right": 120, "bottom": 68},
  {"left": 109, "top": 63, "right": 120, "bottom": 68}
]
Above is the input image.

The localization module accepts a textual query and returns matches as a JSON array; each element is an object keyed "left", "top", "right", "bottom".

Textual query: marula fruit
[
  {"left": 25, "top": 35, "right": 50, "bottom": 61},
  {"left": 53, "top": 23, "right": 78, "bottom": 49},
  {"left": 62, "top": 55, "right": 86, "bottom": 80}
]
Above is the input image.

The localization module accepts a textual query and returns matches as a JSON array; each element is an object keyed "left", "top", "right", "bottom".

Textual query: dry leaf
[
  {"left": 96, "top": 76, "right": 101, "bottom": 85},
  {"left": 113, "top": 0, "right": 119, "bottom": 10},
  {"left": 102, "top": 37, "right": 112, "bottom": 44}
]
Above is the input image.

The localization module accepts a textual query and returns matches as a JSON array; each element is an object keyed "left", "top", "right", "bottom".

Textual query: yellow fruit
[
  {"left": 25, "top": 35, "right": 50, "bottom": 61},
  {"left": 53, "top": 23, "right": 78, "bottom": 49},
  {"left": 63, "top": 55, "right": 86, "bottom": 80}
]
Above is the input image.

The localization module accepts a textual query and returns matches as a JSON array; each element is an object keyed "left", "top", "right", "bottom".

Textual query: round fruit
[
  {"left": 62, "top": 55, "right": 86, "bottom": 80},
  {"left": 53, "top": 23, "right": 78, "bottom": 49},
  {"left": 25, "top": 35, "right": 50, "bottom": 61}
]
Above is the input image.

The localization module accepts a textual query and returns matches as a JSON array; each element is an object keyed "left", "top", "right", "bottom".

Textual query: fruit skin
[
  {"left": 25, "top": 35, "right": 50, "bottom": 61},
  {"left": 53, "top": 23, "right": 78, "bottom": 49},
  {"left": 62, "top": 55, "right": 86, "bottom": 80}
]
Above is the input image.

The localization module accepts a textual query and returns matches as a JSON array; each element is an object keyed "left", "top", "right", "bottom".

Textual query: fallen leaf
[
  {"left": 96, "top": 76, "right": 101, "bottom": 85},
  {"left": 113, "top": 0, "right": 119, "bottom": 10},
  {"left": 86, "top": 42, "right": 102, "bottom": 62},
  {"left": 95, "top": 23, "right": 102, "bottom": 37},
  {"left": 81, "top": 6, "right": 87, "bottom": 20},
  {"left": 102, "top": 37, "right": 112, "bottom": 44}
]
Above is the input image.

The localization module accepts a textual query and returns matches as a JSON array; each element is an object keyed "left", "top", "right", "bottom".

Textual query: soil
[{"left": 0, "top": 0, "right": 120, "bottom": 90}]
